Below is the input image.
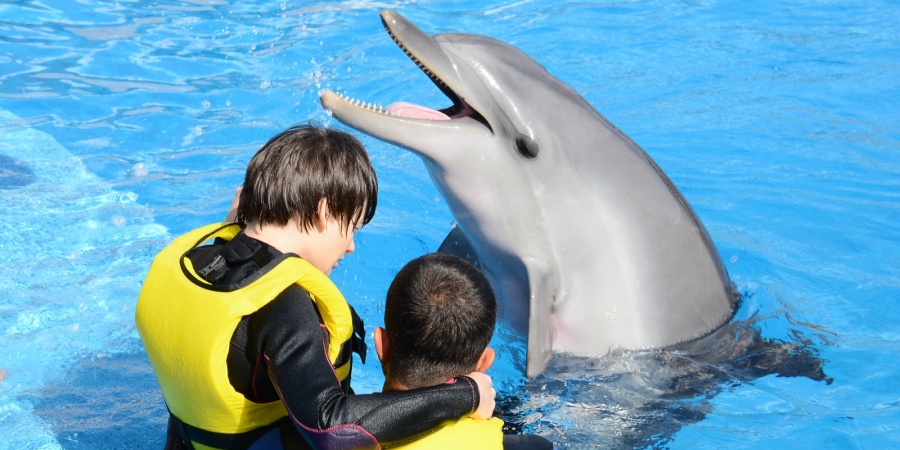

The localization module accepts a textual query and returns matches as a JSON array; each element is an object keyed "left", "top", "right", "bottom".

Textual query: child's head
[
  {"left": 375, "top": 253, "right": 497, "bottom": 390},
  {"left": 236, "top": 124, "right": 378, "bottom": 232}
]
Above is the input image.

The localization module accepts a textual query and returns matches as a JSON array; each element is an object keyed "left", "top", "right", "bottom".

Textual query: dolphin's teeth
[
  {"left": 338, "top": 95, "right": 388, "bottom": 114},
  {"left": 383, "top": 18, "right": 453, "bottom": 108}
]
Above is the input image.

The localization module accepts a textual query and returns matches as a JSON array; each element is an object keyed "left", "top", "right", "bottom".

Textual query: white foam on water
[{"left": 0, "top": 106, "right": 169, "bottom": 448}]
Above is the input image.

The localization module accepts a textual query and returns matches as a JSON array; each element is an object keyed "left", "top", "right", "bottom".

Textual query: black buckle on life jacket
[{"left": 196, "top": 253, "right": 228, "bottom": 283}]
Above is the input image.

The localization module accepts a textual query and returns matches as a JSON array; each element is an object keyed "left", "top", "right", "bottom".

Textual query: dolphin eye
[{"left": 515, "top": 136, "right": 539, "bottom": 159}]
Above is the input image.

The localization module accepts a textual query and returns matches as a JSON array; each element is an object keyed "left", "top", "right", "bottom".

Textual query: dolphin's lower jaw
[{"left": 321, "top": 10, "right": 739, "bottom": 377}]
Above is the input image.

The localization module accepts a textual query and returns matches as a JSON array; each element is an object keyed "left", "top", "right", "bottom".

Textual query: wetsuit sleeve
[{"left": 250, "top": 286, "right": 479, "bottom": 449}]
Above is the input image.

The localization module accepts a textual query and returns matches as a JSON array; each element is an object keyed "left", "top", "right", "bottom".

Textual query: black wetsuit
[{"left": 164, "top": 232, "right": 480, "bottom": 449}]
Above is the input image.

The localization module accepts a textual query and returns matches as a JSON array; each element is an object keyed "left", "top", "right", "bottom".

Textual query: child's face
[{"left": 313, "top": 214, "right": 360, "bottom": 276}]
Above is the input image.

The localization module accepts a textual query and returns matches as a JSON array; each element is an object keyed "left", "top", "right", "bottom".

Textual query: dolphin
[{"left": 320, "top": 10, "right": 739, "bottom": 377}]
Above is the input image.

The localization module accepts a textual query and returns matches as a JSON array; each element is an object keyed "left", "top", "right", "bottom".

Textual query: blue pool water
[{"left": 1, "top": 0, "right": 897, "bottom": 448}]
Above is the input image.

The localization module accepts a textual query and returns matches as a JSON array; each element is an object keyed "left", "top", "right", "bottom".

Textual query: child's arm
[{"left": 251, "top": 285, "right": 490, "bottom": 448}]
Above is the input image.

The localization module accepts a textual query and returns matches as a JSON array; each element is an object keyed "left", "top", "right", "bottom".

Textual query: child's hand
[{"left": 466, "top": 371, "right": 496, "bottom": 420}]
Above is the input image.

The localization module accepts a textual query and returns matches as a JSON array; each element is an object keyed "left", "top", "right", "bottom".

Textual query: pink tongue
[{"left": 387, "top": 102, "right": 451, "bottom": 120}]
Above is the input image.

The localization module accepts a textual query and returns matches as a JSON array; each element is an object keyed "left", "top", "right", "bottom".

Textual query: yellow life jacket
[
  {"left": 390, "top": 417, "right": 504, "bottom": 450},
  {"left": 136, "top": 223, "right": 358, "bottom": 448}
]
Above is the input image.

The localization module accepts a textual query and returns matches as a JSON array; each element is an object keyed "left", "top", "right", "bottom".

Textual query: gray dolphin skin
[{"left": 320, "top": 10, "right": 739, "bottom": 377}]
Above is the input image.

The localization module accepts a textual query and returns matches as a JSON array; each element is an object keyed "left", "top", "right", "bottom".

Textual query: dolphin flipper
[{"left": 523, "top": 258, "right": 555, "bottom": 377}]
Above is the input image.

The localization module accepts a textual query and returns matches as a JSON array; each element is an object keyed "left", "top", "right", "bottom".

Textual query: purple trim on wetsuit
[
  {"left": 295, "top": 422, "right": 381, "bottom": 450},
  {"left": 264, "top": 352, "right": 380, "bottom": 450},
  {"left": 455, "top": 376, "right": 478, "bottom": 414},
  {"left": 251, "top": 353, "right": 264, "bottom": 401}
]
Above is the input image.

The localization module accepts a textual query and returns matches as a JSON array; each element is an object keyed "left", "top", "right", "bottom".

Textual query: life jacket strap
[
  {"left": 350, "top": 306, "right": 368, "bottom": 364},
  {"left": 167, "top": 407, "right": 287, "bottom": 449}
]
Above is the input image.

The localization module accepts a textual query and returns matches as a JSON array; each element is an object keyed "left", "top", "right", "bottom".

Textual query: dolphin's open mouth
[
  {"left": 323, "top": 11, "right": 489, "bottom": 130},
  {"left": 380, "top": 17, "right": 479, "bottom": 123}
]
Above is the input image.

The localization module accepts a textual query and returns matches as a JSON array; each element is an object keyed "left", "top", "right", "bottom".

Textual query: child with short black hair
[
  {"left": 137, "top": 124, "right": 494, "bottom": 450},
  {"left": 374, "top": 253, "right": 554, "bottom": 449}
]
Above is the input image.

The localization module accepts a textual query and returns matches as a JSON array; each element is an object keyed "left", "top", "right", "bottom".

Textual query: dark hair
[
  {"left": 236, "top": 124, "right": 377, "bottom": 232},
  {"left": 384, "top": 253, "right": 497, "bottom": 389}
]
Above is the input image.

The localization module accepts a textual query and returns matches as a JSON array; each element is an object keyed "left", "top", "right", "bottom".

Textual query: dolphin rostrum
[{"left": 320, "top": 10, "right": 739, "bottom": 377}]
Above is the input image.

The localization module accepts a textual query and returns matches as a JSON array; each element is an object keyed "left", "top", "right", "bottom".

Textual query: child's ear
[
  {"left": 314, "top": 198, "right": 329, "bottom": 232},
  {"left": 373, "top": 326, "right": 389, "bottom": 365},
  {"left": 474, "top": 347, "right": 495, "bottom": 373}
]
